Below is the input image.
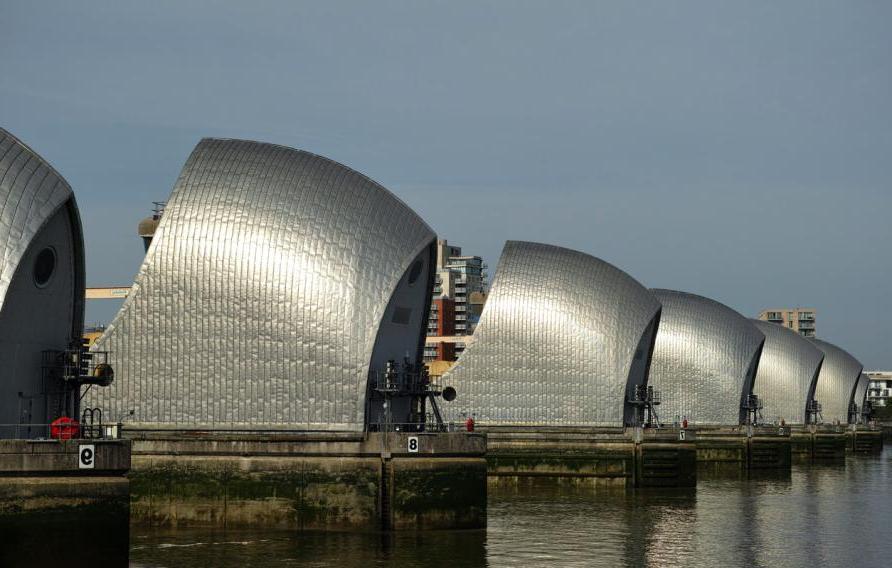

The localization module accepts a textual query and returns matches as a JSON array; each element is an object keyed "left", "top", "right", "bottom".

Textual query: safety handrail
[{"left": 0, "top": 422, "right": 123, "bottom": 440}]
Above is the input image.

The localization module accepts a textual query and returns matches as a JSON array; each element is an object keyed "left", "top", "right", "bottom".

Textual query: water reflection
[
  {"left": 483, "top": 456, "right": 889, "bottom": 568},
  {"left": 487, "top": 481, "right": 698, "bottom": 567},
  {"left": 130, "top": 528, "right": 487, "bottom": 568},
  {"left": 0, "top": 507, "right": 129, "bottom": 568}
]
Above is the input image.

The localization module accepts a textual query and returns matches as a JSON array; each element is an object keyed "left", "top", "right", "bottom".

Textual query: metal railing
[
  {"left": 806, "top": 400, "right": 823, "bottom": 424},
  {"left": 367, "top": 422, "right": 473, "bottom": 433},
  {"left": 0, "top": 422, "right": 123, "bottom": 441},
  {"left": 628, "top": 385, "right": 662, "bottom": 427}
]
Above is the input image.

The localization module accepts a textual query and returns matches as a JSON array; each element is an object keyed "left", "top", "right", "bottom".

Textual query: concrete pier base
[
  {"left": 791, "top": 425, "right": 848, "bottom": 461},
  {"left": 480, "top": 427, "right": 696, "bottom": 488},
  {"left": 790, "top": 429, "right": 813, "bottom": 460},
  {"left": 694, "top": 426, "right": 791, "bottom": 473},
  {"left": 0, "top": 439, "right": 131, "bottom": 517},
  {"left": 846, "top": 427, "right": 884, "bottom": 453},
  {"left": 126, "top": 430, "right": 486, "bottom": 531},
  {"left": 636, "top": 428, "right": 698, "bottom": 487}
]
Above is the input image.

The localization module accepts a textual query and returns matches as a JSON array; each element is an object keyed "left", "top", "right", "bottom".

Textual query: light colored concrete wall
[{"left": 0, "top": 439, "right": 131, "bottom": 474}]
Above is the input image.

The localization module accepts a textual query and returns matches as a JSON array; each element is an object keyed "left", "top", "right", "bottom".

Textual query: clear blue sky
[{"left": 2, "top": 1, "right": 890, "bottom": 367}]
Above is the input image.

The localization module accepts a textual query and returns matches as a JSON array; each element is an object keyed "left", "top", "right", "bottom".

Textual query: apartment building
[
  {"left": 867, "top": 371, "right": 892, "bottom": 407},
  {"left": 757, "top": 308, "right": 817, "bottom": 338},
  {"left": 424, "top": 240, "right": 487, "bottom": 363}
]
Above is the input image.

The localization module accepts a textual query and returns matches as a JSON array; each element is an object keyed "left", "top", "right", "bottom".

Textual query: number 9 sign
[{"left": 79, "top": 444, "right": 95, "bottom": 469}]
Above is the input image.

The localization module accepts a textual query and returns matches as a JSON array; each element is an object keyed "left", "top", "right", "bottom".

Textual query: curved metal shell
[
  {"left": 809, "top": 338, "right": 863, "bottom": 424},
  {"left": 852, "top": 373, "right": 870, "bottom": 422},
  {"left": 751, "top": 320, "right": 824, "bottom": 425},
  {"left": 648, "top": 290, "right": 765, "bottom": 426},
  {"left": 0, "top": 128, "right": 85, "bottom": 426},
  {"left": 441, "top": 240, "right": 662, "bottom": 427},
  {"left": 0, "top": 128, "right": 82, "bottom": 313},
  {"left": 87, "top": 138, "right": 435, "bottom": 431}
]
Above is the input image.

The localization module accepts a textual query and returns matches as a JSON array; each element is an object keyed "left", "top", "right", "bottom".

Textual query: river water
[{"left": 7, "top": 452, "right": 891, "bottom": 568}]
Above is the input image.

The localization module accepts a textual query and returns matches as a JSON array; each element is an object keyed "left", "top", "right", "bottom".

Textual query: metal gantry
[{"left": 369, "top": 358, "right": 450, "bottom": 432}]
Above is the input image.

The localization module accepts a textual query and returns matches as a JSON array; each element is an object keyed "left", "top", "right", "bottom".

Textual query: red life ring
[{"left": 50, "top": 416, "right": 80, "bottom": 440}]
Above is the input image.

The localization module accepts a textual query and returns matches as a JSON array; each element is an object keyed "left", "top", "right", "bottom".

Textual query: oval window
[
  {"left": 33, "top": 247, "right": 57, "bottom": 288},
  {"left": 407, "top": 259, "right": 424, "bottom": 286}
]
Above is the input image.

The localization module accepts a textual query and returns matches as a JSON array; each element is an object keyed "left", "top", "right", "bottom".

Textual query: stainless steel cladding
[
  {"left": 809, "top": 338, "right": 863, "bottom": 424},
  {"left": 441, "top": 241, "right": 662, "bottom": 427},
  {"left": 87, "top": 138, "right": 435, "bottom": 431},
  {"left": 751, "top": 320, "right": 824, "bottom": 425},
  {"left": 648, "top": 290, "right": 765, "bottom": 426},
  {"left": 0, "top": 128, "right": 85, "bottom": 428}
]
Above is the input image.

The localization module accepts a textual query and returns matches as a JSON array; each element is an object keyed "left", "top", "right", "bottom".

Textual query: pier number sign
[
  {"left": 407, "top": 436, "right": 419, "bottom": 453},
  {"left": 78, "top": 444, "right": 96, "bottom": 469}
]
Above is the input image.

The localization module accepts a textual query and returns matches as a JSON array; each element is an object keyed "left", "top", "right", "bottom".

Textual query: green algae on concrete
[
  {"left": 748, "top": 436, "right": 792, "bottom": 469},
  {"left": 790, "top": 430, "right": 814, "bottom": 461},
  {"left": 695, "top": 437, "right": 748, "bottom": 464},
  {"left": 129, "top": 455, "right": 381, "bottom": 529},
  {"left": 126, "top": 431, "right": 487, "bottom": 531},
  {"left": 0, "top": 439, "right": 132, "bottom": 519},
  {"left": 637, "top": 443, "right": 698, "bottom": 487},
  {"left": 487, "top": 449, "right": 633, "bottom": 480},
  {"left": 693, "top": 427, "right": 792, "bottom": 473},
  {"left": 391, "top": 457, "right": 486, "bottom": 530},
  {"left": 478, "top": 427, "right": 696, "bottom": 488},
  {"left": 813, "top": 433, "right": 847, "bottom": 460},
  {"left": 790, "top": 426, "right": 848, "bottom": 462},
  {"left": 846, "top": 428, "right": 884, "bottom": 453},
  {"left": 0, "top": 477, "right": 130, "bottom": 517}
]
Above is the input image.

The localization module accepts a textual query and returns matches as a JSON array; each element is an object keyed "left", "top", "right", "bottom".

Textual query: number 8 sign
[{"left": 407, "top": 436, "right": 419, "bottom": 453}]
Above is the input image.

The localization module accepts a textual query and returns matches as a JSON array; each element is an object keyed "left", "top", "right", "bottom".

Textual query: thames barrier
[{"left": 0, "top": 127, "right": 882, "bottom": 541}]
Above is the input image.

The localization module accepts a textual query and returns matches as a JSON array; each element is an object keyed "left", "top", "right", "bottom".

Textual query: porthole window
[
  {"left": 33, "top": 247, "right": 56, "bottom": 288},
  {"left": 407, "top": 259, "right": 424, "bottom": 286}
]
